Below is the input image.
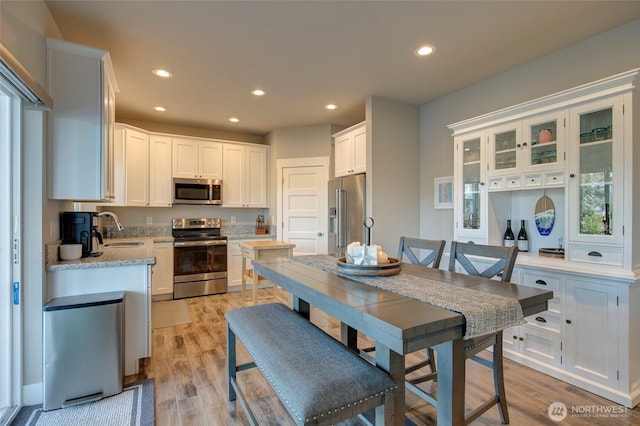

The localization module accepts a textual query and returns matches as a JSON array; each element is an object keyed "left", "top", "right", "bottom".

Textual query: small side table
[{"left": 240, "top": 241, "right": 296, "bottom": 305}]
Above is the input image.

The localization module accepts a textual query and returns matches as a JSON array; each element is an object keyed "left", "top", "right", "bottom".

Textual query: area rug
[
  {"left": 152, "top": 299, "right": 192, "bottom": 329},
  {"left": 10, "top": 379, "right": 154, "bottom": 426}
]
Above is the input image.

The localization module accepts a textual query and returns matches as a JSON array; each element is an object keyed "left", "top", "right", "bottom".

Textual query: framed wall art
[{"left": 434, "top": 176, "right": 453, "bottom": 209}]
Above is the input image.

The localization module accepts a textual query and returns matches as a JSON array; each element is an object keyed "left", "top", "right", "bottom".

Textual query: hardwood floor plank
[{"left": 126, "top": 290, "right": 639, "bottom": 425}]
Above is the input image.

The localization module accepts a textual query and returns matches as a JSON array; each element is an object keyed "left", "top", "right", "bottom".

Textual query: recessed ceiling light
[
  {"left": 251, "top": 89, "right": 266, "bottom": 96},
  {"left": 152, "top": 68, "right": 173, "bottom": 78},
  {"left": 325, "top": 104, "right": 337, "bottom": 110},
  {"left": 415, "top": 45, "right": 435, "bottom": 57},
  {"left": 229, "top": 117, "right": 240, "bottom": 123},
  {"left": 154, "top": 106, "right": 166, "bottom": 112}
]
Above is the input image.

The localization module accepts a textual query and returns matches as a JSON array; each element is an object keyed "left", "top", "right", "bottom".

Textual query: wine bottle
[
  {"left": 503, "top": 220, "right": 515, "bottom": 247},
  {"left": 517, "top": 219, "right": 529, "bottom": 252}
]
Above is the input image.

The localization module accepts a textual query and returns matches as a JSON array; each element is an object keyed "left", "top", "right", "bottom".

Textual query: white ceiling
[{"left": 45, "top": 1, "right": 640, "bottom": 136}]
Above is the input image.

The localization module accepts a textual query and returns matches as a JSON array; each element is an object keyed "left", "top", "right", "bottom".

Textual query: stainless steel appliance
[
  {"left": 172, "top": 217, "right": 227, "bottom": 299},
  {"left": 43, "top": 291, "right": 124, "bottom": 411},
  {"left": 328, "top": 173, "right": 365, "bottom": 257},
  {"left": 173, "top": 178, "right": 222, "bottom": 205}
]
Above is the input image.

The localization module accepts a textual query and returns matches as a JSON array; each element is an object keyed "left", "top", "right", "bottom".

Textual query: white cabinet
[
  {"left": 152, "top": 242, "right": 174, "bottom": 299},
  {"left": 172, "top": 137, "right": 222, "bottom": 179},
  {"left": 47, "top": 38, "right": 119, "bottom": 201},
  {"left": 453, "top": 130, "right": 487, "bottom": 244},
  {"left": 333, "top": 122, "right": 366, "bottom": 177},
  {"left": 227, "top": 240, "right": 249, "bottom": 288},
  {"left": 563, "top": 278, "right": 619, "bottom": 389},
  {"left": 567, "top": 96, "right": 625, "bottom": 264},
  {"left": 149, "top": 135, "right": 173, "bottom": 207},
  {"left": 124, "top": 129, "right": 149, "bottom": 206},
  {"left": 450, "top": 69, "right": 639, "bottom": 269},
  {"left": 222, "top": 144, "right": 268, "bottom": 208}
]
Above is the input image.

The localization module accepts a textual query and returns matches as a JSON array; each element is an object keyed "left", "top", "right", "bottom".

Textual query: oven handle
[{"left": 174, "top": 240, "right": 228, "bottom": 247}]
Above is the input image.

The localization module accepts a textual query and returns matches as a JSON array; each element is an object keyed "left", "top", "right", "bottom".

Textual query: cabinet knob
[
  {"left": 513, "top": 335, "right": 518, "bottom": 340},
  {"left": 317, "top": 232, "right": 323, "bottom": 236},
  {"left": 480, "top": 182, "right": 485, "bottom": 186},
  {"left": 522, "top": 142, "right": 528, "bottom": 147},
  {"left": 569, "top": 173, "right": 575, "bottom": 178},
  {"left": 519, "top": 337, "right": 524, "bottom": 341},
  {"left": 516, "top": 143, "right": 522, "bottom": 148},
  {"left": 566, "top": 319, "right": 572, "bottom": 324}
]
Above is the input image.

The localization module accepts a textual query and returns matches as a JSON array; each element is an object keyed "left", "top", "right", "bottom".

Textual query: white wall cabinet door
[
  {"left": 125, "top": 129, "right": 149, "bottom": 206},
  {"left": 334, "top": 122, "right": 366, "bottom": 177},
  {"left": 47, "top": 38, "right": 119, "bottom": 201},
  {"left": 222, "top": 144, "right": 268, "bottom": 208},
  {"left": 149, "top": 135, "right": 173, "bottom": 207},
  {"left": 563, "top": 278, "right": 618, "bottom": 389},
  {"left": 172, "top": 137, "right": 199, "bottom": 178},
  {"left": 152, "top": 242, "right": 174, "bottom": 297},
  {"left": 198, "top": 141, "right": 223, "bottom": 179}
]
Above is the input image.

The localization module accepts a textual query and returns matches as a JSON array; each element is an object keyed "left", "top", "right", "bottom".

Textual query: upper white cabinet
[
  {"left": 149, "top": 135, "right": 173, "bottom": 207},
  {"left": 47, "top": 38, "right": 119, "bottom": 201},
  {"left": 172, "top": 137, "right": 222, "bottom": 179},
  {"left": 222, "top": 144, "right": 268, "bottom": 208},
  {"left": 333, "top": 122, "right": 366, "bottom": 177},
  {"left": 450, "top": 69, "right": 639, "bottom": 270},
  {"left": 124, "top": 129, "right": 150, "bottom": 206}
]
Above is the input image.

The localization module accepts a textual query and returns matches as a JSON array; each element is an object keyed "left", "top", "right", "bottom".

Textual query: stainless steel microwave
[{"left": 173, "top": 178, "right": 222, "bottom": 205}]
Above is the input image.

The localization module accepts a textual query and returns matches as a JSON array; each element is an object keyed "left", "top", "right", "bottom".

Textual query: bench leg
[
  {"left": 375, "top": 342, "right": 404, "bottom": 425},
  {"left": 340, "top": 323, "right": 358, "bottom": 351},
  {"left": 227, "top": 324, "right": 237, "bottom": 401}
]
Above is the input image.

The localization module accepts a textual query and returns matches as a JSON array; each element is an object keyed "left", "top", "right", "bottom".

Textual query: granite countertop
[{"left": 46, "top": 237, "right": 157, "bottom": 272}]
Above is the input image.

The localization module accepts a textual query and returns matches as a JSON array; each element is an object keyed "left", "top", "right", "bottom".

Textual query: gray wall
[
  {"left": 367, "top": 96, "right": 420, "bottom": 254},
  {"left": 419, "top": 19, "right": 640, "bottom": 248}
]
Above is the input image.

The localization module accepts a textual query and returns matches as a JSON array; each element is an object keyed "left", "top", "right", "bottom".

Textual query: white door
[{"left": 278, "top": 159, "right": 328, "bottom": 255}]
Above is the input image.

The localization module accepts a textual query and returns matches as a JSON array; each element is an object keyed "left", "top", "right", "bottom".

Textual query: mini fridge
[{"left": 43, "top": 291, "right": 125, "bottom": 411}]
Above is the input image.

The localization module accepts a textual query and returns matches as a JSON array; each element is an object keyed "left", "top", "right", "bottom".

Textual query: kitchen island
[{"left": 46, "top": 238, "right": 158, "bottom": 376}]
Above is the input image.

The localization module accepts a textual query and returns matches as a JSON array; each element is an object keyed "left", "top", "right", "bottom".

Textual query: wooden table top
[
  {"left": 252, "top": 257, "right": 553, "bottom": 355},
  {"left": 239, "top": 240, "right": 296, "bottom": 250}
]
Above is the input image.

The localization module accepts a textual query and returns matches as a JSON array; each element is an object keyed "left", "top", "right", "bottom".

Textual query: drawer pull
[
  {"left": 588, "top": 251, "right": 603, "bottom": 257},
  {"left": 535, "top": 279, "right": 547, "bottom": 285},
  {"left": 535, "top": 316, "right": 547, "bottom": 323},
  {"left": 566, "top": 319, "right": 572, "bottom": 324}
]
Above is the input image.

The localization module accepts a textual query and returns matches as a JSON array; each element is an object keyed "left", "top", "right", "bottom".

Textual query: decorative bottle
[
  {"left": 517, "top": 220, "right": 529, "bottom": 252},
  {"left": 503, "top": 220, "right": 515, "bottom": 248}
]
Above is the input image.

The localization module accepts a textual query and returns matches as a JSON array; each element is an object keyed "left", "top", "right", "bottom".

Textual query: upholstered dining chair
[
  {"left": 361, "top": 237, "right": 446, "bottom": 379},
  {"left": 408, "top": 241, "right": 518, "bottom": 425}
]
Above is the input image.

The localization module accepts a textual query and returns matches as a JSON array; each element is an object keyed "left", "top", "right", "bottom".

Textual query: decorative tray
[{"left": 337, "top": 257, "right": 402, "bottom": 276}]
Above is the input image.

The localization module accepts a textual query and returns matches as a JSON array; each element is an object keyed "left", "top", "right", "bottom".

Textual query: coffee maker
[{"left": 61, "top": 212, "right": 102, "bottom": 257}]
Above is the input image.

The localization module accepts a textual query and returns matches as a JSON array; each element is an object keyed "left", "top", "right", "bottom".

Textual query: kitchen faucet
[{"left": 97, "top": 211, "right": 125, "bottom": 231}]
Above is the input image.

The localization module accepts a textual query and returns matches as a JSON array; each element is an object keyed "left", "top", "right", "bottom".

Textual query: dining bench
[{"left": 226, "top": 302, "right": 397, "bottom": 425}]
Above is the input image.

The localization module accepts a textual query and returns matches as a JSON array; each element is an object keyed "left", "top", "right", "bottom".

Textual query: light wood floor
[{"left": 125, "top": 290, "right": 640, "bottom": 425}]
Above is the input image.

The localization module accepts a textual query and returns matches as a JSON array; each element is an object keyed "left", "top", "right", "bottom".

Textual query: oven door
[{"left": 173, "top": 240, "right": 227, "bottom": 298}]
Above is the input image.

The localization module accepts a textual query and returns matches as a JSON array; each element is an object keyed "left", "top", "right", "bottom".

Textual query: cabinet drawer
[
  {"left": 523, "top": 174, "right": 542, "bottom": 188},
  {"left": 544, "top": 171, "right": 564, "bottom": 186},
  {"left": 526, "top": 311, "right": 560, "bottom": 334},
  {"left": 505, "top": 176, "right": 521, "bottom": 189},
  {"left": 520, "top": 271, "right": 561, "bottom": 313},
  {"left": 568, "top": 243, "right": 623, "bottom": 266},
  {"left": 488, "top": 177, "right": 504, "bottom": 191}
]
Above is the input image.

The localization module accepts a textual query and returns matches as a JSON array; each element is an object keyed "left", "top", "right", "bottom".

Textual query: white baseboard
[{"left": 23, "top": 381, "right": 42, "bottom": 405}]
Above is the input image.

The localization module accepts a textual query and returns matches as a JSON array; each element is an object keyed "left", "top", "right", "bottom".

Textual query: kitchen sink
[{"left": 103, "top": 241, "right": 144, "bottom": 248}]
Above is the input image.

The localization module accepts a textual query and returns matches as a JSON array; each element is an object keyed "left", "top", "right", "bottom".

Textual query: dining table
[{"left": 251, "top": 256, "right": 553, "bottom": 425}]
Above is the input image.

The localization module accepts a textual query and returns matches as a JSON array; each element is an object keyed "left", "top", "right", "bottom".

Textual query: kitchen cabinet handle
[
  {"left": 588, "top": 251, "right": 603, "bottom": 257},
  {"left": 535, "top": 279, "right": 547, "bottom": 285},
  {"left": 516, "top": 143, "right": 522, "bottom": 148},
  {"left": 522, "top": 142, "right": 528, "bottom": 147},
  {"left": 519, "top": 337, "right": 524, "bottom": 341},
  {"left": 480, "top": 182, "right": 485, "bottom": 186},
  {"left": 535, "top": 316, "right": 547, "bottom": 323},
  {"left": 513, "top": 335, "right": 518, "bottom": 340},
  {"left": 569, "top": 173, "right": 575, "bottom": 178},
  {"left": 566, "top": 319, "right": 572, "bottom": 324}
]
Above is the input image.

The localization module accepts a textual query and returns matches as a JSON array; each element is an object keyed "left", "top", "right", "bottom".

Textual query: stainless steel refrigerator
[{"left": 328, "top": 173, "right": 365, "bottom": 257}]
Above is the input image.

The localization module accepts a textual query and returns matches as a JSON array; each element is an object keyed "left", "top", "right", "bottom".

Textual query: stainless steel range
[{"left": 172, "top": 218, "right": 227, "bottom": 299}]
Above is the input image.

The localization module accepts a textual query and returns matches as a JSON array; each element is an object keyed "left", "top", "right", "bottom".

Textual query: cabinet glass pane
[
  {"left": 530, "top": 120, "right": 558, "bottom": 165},
  {"left": 494, "top": 130, "right": 516, "bottom": 170},
  {"left": 579, "top": 108, "right": 613, "bottom": 236},
  {"left": 462, "top": 138, "right": 481, "bottom": 230}
]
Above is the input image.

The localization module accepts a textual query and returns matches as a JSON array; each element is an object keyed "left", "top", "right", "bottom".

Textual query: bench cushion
[{"left": 226, "top": 303, "right": 396, "bottom": 424}]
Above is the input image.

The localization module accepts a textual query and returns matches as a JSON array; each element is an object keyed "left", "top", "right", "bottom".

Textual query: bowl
[{"left": 59, "top": 244, "right": 82, "bottom": 261}]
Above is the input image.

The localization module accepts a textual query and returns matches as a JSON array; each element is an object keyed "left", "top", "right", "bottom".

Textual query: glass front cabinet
[
  {"left": 567, "top": 96, "right": 625, "bottom": 265},
  {"left": 453, "top": 130, "right": 486, "bottom": 243}
]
